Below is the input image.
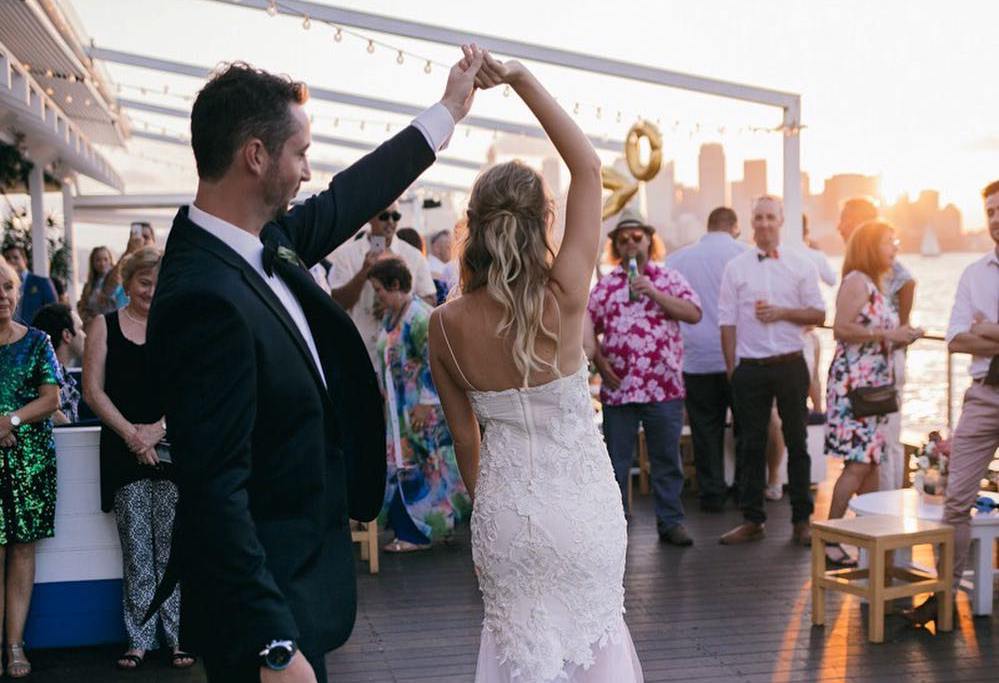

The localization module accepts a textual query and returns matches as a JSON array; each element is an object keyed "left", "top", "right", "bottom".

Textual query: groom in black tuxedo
[{"left": 147, "top": 49, "right": 483, "bottom": 683}]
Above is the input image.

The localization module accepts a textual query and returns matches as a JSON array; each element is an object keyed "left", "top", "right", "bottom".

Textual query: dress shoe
[
  {"left": 659, "top": 524, "right": 694, "bottom": 546},
  {"left": 719, "top": 522, "right": 765, "bottom": 545},
  {"left": 792, "top": 521, "right": 812, "bottom": 547}
]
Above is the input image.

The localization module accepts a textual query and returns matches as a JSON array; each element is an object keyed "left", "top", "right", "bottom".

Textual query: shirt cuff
[{"left": 411, "top": 102, "right": 455, "bottom": 155}]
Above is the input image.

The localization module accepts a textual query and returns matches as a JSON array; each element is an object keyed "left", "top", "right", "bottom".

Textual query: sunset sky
[{"left": 74, "top": 0, "right": 999, "bottom": 231}]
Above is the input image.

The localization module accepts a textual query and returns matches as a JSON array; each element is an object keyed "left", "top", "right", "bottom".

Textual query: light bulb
[
  {"left": 302, "top": 15, "right": 310, "bottom": 30},
  {"left": 424, "top": 60, "right": 432, "bottom": 74},
  {"left": 367, "top": 40, "right": 375, "bottom": 54},
  {"left": 396, "top": 50, "right": 404, "bottom": 65}
]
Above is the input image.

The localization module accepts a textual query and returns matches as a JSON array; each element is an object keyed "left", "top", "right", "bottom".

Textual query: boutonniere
[
  {"left": 29, "top": 285, "right": 38, "bottom": 295},
  {"left": 262, "top": 241, "right": 306, "bottom": 276},
  {"left": 277, "top": 245, "right": 306, "bottom": 270}
]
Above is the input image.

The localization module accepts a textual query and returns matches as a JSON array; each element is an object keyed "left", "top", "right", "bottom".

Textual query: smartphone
[
  {"left": 370, "top": 235, "right": 386, "bottom": 253},
  {"left": 130, "top": 222, "right": 144, "bottom": 238}
]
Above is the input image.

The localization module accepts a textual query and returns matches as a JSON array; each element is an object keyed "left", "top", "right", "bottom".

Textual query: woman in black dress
[{"left": 82, "top": 247, "right": 193, "bottom": 670}]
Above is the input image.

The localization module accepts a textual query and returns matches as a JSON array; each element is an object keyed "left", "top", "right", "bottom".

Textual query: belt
[{"left": 739, "top": 351, "right": 804, "bottom": 367}]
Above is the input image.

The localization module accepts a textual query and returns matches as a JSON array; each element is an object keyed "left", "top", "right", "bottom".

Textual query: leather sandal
[
  {"left": 171, "top": 650, "right": 197, "bottom": 669},
  {"left": 824, "top": 543, "right": 858, "bottom": 568},
  {"left": 383, "top": 538, "right": 431, "bottom": 553},
  {"left": 116, "top": 650, "right": 145, "bottom": 670},
  {"left": 5, "top": 642, "right": 31, "bottom": 678}
]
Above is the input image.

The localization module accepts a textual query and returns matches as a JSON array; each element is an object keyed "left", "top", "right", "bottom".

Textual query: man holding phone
[{"left": 328, "top": 202, "right": 435, "bottom": 365}]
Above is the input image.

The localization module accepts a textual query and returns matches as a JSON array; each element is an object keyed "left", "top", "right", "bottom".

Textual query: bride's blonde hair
[{"left": 459, "top": 161, "right": 559, "bottom": 386}]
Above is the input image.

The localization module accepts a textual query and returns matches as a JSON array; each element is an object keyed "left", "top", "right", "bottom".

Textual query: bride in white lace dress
[{"left": 429, "top": 50, "right": 643, "bottom": 683}]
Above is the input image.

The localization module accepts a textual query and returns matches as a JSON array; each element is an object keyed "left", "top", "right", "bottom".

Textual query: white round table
[{"left": 849, "top": 488, "right": 999, "bottom": 615}]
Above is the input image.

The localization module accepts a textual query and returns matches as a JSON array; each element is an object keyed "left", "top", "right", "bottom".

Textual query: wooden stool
[
  {"left": 351, "top": 521, "right": 379, "bottom": 574},
  {"left": 811, "top": 515, "right": 953, "bottom": 643}
]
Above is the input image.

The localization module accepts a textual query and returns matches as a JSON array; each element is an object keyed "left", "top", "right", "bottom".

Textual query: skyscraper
[{"left": 698, "top": 143, "right": 727, "bottom": 221}]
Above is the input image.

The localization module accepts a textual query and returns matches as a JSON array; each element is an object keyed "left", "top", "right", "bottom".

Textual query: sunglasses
[
  {"left": 379, "top": 211, "right": 402, "bottom": 222},
  {"left": 615, "top": 230, "right": 647, "bottom": 245}
]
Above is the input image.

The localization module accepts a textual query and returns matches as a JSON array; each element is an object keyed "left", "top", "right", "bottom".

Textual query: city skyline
[{"left": 645, "top": 141, "right": 988, "bottom": 254}]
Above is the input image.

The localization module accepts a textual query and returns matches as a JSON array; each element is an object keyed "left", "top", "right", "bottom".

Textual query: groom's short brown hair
[{"left": 191, "top": 62, "right": 309, "bottom": 181}]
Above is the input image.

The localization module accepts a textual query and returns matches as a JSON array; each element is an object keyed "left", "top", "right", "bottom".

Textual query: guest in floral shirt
[{"left": 588, "top": 209, "right": 702, "bottom": 545}]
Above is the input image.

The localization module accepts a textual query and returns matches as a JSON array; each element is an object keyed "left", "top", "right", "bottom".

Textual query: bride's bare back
[{"left": 433, "top": 285, "right": 585, "bottom": 393}]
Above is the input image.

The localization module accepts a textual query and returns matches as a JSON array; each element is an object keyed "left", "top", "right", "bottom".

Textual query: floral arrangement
[{"left": 912, "top": 431, "right": 950, "bottom": 503}]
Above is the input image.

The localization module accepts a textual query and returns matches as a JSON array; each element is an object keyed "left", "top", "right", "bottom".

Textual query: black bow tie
[
  {"left": 757, "top": 250, "right": 779, "bottom": 262},
  {"left": 260, "top": 226, "right": 307, "bottom": 277}
]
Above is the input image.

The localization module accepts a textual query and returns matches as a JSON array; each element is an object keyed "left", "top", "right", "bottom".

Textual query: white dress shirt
[
  {"left": 946, "top": 249, "right": 999, "bottom": 379},
  {"left": 186, "top": 104, "right": 455, "bottom": 387},
  {"left": 327, "top": 235, "right": 436, "bottom": 366},
  {"left": 188, "top": 203, "right": 328, "bottom": 386},
  {"left": 718, "top": 246, "right": 825, "bottom": 361}
]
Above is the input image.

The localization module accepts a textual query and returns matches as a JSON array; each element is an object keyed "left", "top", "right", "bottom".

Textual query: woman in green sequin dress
[{"left": 0, "top": 256, "right": 61, "bottom": 677}]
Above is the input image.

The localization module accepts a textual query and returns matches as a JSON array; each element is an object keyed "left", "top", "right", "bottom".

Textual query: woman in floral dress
[
  {"left": 824, "top": 221, "right": 923, "bottom": 565},
  {"left": 369, "top": 258, "right": 470, "bottom": 552}
]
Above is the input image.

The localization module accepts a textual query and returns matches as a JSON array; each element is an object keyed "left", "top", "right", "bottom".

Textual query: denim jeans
[{"left": 602, "top": 399, "right": 685, "bottom": 529}]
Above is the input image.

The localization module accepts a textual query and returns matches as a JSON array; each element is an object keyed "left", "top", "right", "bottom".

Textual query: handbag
[
  {"left": 847, "top": 384, "right": 899, "bottom": 418},
  {"left": 847, "top": 335, "right": 899, "bottom": 418}
]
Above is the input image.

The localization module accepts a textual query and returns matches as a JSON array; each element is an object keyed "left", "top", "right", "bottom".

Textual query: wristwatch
[
  {"left": 8, "top": 414, "right": 21, "bottom": 428},
  {"left": 258, "top": 640, "right": 297, "bottom": 671}
]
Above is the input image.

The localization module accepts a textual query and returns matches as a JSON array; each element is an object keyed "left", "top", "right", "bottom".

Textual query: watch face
[{"left": 267, "top": 644, "right": 293, "bottom": 669}]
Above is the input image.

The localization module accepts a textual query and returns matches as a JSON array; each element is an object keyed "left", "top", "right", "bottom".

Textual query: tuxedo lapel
[{"left": 171, "top": 214, "right": 330, "bottom": 401}]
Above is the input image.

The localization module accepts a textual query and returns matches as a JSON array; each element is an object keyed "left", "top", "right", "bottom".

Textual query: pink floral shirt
[{"left": 588, "top": 262, "right": 701, "bottom": 406}]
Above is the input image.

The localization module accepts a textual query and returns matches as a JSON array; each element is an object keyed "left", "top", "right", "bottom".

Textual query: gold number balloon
[
  {"left": 601, "top": 120, "right": 664, "bottom": 219},
  {"left": 625, "top": 120, "right": 663, "bottom": 181},
  {"left": 601, "top": 166, "right": 639, "bottom": 220}
]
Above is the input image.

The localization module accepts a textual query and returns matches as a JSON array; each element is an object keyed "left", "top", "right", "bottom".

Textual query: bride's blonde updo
[{"left": 459, "top": 160, "right": 559, "bottom": 386}]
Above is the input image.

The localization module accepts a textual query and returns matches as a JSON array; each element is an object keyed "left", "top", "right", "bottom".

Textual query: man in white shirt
[
  {"left": 909, "top": 179, "right": 999, "bottom": 623},
  {"left": 717, "top": 196, "right": 826, "bottom": 546},
  {"left": 427, "top": 229, "right": 459, "bottom": 302},
  {"left": 667, "top": 206, "right": 747, "bottom": 512},
  {"left": 328, "top": 202, "right": 435, "bottom": 366}
]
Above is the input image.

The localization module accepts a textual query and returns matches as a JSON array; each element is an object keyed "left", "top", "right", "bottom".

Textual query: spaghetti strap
[{"left": 438, "top": 311, "right": 478, "bottom": 392}]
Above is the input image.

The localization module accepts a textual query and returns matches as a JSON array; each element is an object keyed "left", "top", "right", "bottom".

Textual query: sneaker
[
  {"left": 659, "top": 524, "right": 694, "bottom": 546},
  {"left": 765, "top": 483, "right": 783, "bottom": 501}
]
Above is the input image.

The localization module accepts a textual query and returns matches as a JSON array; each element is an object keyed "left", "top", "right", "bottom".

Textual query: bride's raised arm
[{"left": 470, "top": 49, "right": 603, "bottom": 310}]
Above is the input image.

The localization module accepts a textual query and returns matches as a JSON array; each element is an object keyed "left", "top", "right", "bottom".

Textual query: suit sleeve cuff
[{"left": 411, "top": 102, "right": 455, "bottom": 154}]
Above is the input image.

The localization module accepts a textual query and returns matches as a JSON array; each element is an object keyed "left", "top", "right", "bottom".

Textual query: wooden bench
[{"left": 811, "top": 515, "right": 953, "bottom": 643}]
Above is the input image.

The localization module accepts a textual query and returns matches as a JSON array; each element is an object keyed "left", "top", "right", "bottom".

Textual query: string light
[
  {"left": 366, "top": 39, "right": 375, "bottom": 54},
  {"left": 266, "top": 1, "right": 277, "bottom": 16},
  {"left": 396, "top": 50, "right": 404, "bottom": 65},
  {"left": 424, "top": 60, "right": 432, "bottom": 74},
  {"left": 302, "top": 15, "right": 310, "bottom": 30},
  {"left": 334, "top": 28, "right": 342, "bottom": 42},
  {"left": 65, "top": 95, "right": 73, "bottom": 104}
]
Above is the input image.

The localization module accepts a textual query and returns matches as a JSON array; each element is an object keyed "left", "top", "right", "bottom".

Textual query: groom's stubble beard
[{"left": 262, "top": 158, "right": 292, "bottom": 221}]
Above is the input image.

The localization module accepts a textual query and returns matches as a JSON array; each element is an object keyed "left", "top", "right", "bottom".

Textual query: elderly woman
[
  {"left": 0, "top": 255, "right": 61, "bottom": 678},
  {"left": 368, "top": 257, "right": 470, "bottom": 552},
  {"left": 82, "top": 248, "right": 193, "bottom": 670},
  {"left": 823, "top": 221, "right": 924, "bottom": 566}
]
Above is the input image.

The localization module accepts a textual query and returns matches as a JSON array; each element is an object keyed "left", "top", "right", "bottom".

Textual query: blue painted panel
[{"left": 24, "top": 579, "right": 126, "bottom": 648}]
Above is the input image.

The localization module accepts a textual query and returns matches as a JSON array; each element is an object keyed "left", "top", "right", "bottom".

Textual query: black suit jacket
[{"left": 147, "top": 126, "right": 435, "bottom": 670}]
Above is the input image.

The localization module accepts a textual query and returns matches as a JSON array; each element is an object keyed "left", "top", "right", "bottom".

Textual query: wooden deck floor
[{"left": 27, "top": 462, "right": 999, "bottom": 682}]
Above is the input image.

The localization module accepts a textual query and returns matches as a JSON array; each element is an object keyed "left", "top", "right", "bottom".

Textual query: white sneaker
[{"left": 764, "top": 483, "right": 783, "bottom": 501}]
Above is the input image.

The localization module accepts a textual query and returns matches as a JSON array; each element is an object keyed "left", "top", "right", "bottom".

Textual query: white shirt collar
[{"left": 187, "top": 204, "right": 265, "bottom": 270}]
